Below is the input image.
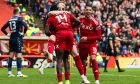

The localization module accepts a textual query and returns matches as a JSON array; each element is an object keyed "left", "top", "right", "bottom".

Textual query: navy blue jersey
[{"left": 1, "top": 16, "right": 28, "bottom": 39}]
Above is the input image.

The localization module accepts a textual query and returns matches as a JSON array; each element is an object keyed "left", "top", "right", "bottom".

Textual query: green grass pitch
[{"left": 0, "top": 68, "right": 140, "bottom": 84}]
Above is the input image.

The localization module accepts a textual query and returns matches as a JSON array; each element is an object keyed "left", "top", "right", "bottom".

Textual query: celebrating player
[
  {"left": 78, "top": 5, "right": 101, "bottom": 84},
  {"left": 1, "top": 9, "right": 28, "bottom": 77},
  {"left": 45, "top": 1, "right": 90, "bottom": 84}
]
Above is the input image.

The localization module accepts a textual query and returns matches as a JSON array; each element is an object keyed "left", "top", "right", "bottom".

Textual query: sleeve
[
  {"left": 1, "top": 21, "right": 9, "bottom": 35},
  {"left": 70, "top": 13, "right": 76, "bottom": 22},
  {"left": 91, "top": 17, "right": 100, "bottom": 29}
]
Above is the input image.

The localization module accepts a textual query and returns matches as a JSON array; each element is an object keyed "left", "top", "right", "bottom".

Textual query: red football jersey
[
  {"left": 46, "top": 12, "right": 76, "bottom": 33},
  {"left": 78, "top": 16, "right": 101, "bottom": 43}
]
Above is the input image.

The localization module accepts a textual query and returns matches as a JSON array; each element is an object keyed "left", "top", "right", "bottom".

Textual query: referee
[{"left": 104, "top": 28, "right": 125, "bottom": 72}]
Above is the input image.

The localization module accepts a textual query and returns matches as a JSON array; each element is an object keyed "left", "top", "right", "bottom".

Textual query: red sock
[
  {"left": 83, "top": 65, "right": 86, "bottom": 76},
  {"left": 65, "top": 72, "right": 70, "bottom": 80},
  {"left": 48, "top": 40, "right": 55, "bottom": 54},
  {"left": 92, "top": 59, "right": 99, "bottom": 80},
  {"left": 57, "top": 73, "right": 63, "bottom": 82},
  {"left": 73, "top": 56, "right": 84, "bottom": 75}
]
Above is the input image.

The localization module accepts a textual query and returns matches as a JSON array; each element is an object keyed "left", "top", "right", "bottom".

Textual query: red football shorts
[
  {"left": 79, "top": 43, "right": 98, "bottom": 60},
  {"left": 55, "top": 30, "right": 74, "bottom": 51}
]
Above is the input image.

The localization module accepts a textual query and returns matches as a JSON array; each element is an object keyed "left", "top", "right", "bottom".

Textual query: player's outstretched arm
[{"left": 72, "top": 18, "right": 81, "bottom": 28}]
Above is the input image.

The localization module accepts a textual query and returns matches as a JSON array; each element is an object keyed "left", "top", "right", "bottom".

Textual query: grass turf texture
[{"left": 0, "top": 68, "right": 140, "bottom": 84}]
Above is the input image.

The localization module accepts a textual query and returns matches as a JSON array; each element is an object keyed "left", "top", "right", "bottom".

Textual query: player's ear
[{"left": 92, "top": 10, "right": 94, "bottom": 14}]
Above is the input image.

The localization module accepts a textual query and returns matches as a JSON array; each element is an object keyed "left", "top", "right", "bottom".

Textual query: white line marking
[{"left": 71, "top": 73, "right": 140, "bottom": 78}]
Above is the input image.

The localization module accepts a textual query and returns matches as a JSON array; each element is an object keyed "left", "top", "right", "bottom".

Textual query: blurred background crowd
[{"left": 5, "top": 0, "right": 140, "bottom": 56}]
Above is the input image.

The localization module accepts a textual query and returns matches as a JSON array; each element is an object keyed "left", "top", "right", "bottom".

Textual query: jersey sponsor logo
[{"left": 81, "top": 23, "right": 93, "bottom": 30}]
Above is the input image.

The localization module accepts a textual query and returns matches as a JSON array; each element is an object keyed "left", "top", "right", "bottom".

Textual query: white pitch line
[{"left": 71, "top": 73, "right": 140, "bottom": 78}]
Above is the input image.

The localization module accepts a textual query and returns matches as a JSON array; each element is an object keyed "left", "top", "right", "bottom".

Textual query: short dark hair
[
  {"left": 50, "top": 4, "right": 58, "bottom": 11},
  {"left": 13, "top": 8, "right": 19, "bottom": 15},
  {"left": 85, "top": 4, "right": 93, "bottom": 9},
  {"left": 50, "top": 1, "right": 65, "bottom": 11}
]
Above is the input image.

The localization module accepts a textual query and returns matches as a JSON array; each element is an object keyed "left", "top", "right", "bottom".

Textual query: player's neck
[
  {"left": 14, "top": 14, "right": 19, "bottom": 17},
  {"left": 85, "top": 17, "right": 90, "bottom": 21},
  {"left": 85, "top": 15, "right": 91, "bottom": 20}
]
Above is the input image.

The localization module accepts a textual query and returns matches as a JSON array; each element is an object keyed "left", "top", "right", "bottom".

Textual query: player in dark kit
[
  {"left": 78, "top": 5, "right": 101, "bottom": 84},
  {"left": 1, "top": 9, "right": 28, "bottom": 77},
  {"left": 104, "top": 28, "right": 125, "bottom": 72},
  {"left": 45, "top": 1, "right": 90, "bottom": 84}
]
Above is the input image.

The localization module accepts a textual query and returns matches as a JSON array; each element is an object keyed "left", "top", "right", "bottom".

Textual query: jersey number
[
  {"left": 56, "top": 14, "right": 68, "bottom": 23},
  {"left": 9, "top": 21, "right": 16, "bottom": 32},
  {"left": 92, "top": 47, "right": 97, "bottom": 54}
]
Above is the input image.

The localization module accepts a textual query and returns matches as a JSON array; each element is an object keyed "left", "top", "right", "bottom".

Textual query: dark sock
[
  {"left": 8, "top": 57, "right": 13, "bottom": 71},
  {"left": 17, "top": 57, "right": 22, "bottom": 71},
  {"left": 63, "top": 51, "right": 70, "bottom": 80},
  {"left": 115, "top": 60, "right": 121, "bottom": 70},
  {"left": 104, "top": 60, "right": 108, "bottom": 71},
  {"left": 56, "top": 50, "right": 64, "bottom": 82}
]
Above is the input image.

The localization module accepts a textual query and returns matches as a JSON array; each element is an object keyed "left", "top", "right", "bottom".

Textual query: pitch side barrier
[
  {"left": 0, "top": 36, "right": 48, "bottom": 68},
  {"left": 1, "top": 36, "right": 139, "bottom": 68}
]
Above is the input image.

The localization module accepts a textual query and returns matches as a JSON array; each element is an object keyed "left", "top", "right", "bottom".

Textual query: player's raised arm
[{"left": 1, "top": 21, "right": 9, "bottom": 35}]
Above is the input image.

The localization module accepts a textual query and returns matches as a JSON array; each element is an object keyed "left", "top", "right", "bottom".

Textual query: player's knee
[
  {"left": 71, "top": 46, "right": 79, "bottom": 57},
  {"left": 17, "top": 53, "right": 22, "bottom": 58},
  {"left": 71, "top": 52, "right": 79, "bottom": 57},
  {"left": 106, "top": 56, "right": 110, "bottom": 60},
  {"left": 49, "top": 35, "right": 56, "bottom": 42},
  {"left": 115, "top": 56, "right": 119, "bottom": 60}
]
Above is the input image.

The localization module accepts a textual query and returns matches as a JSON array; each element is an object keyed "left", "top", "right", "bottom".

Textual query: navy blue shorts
[
  {"left": 106, "top": 48, "right": 117, "bottom": 57},
  {"left": 9, "top": 38, "right": 23, "bottom": 53}
]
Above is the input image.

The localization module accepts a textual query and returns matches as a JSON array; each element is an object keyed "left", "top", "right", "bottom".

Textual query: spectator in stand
[
  {"left": 26, "top": 0, "right": 140, "bottom": 56},
  {"left": 18, "top": 4, "right": 26, "bottom": 13},
  {"left": 96, "top": 53, "right": 104, "bottom": 68}
]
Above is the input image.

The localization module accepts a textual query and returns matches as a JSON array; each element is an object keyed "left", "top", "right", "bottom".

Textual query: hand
[
  {"left": 111, "top": 49, "right": 114, "bottom": 53},
  {"left": 80, "top": 36, "right": 87, "bottom": 42},
  {"left": 19, "top": 32, "right": 24, "bottom": 35},
  {"left": 19, "top": 32, "right": 25, "bottom": 37},
  {"left": 7, "top": 33, "right": 10, "bottom": 37}
]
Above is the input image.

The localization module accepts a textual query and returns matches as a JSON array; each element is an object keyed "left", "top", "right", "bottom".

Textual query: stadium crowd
[{"left": 5, "top": 0, "right": 140, "bottom": 56}]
